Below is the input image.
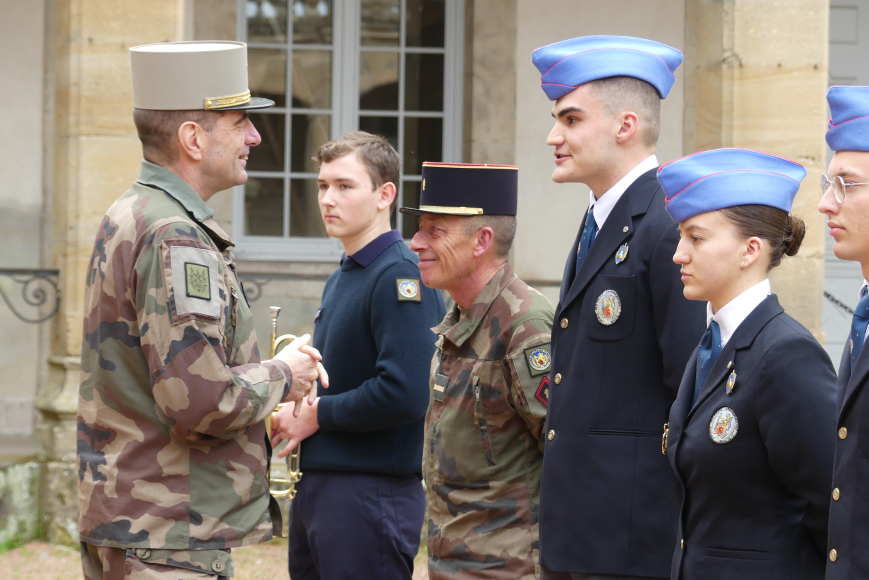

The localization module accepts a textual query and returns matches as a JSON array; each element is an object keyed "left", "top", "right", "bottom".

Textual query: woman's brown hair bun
[
  {"left": 719, "top": 205, "right": 804, "bottom": 270},
  {"left": 783, "top": 214, "right": 806, "bottom": 257}
]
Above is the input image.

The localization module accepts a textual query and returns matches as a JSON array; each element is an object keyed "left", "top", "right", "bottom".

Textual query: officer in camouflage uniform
[
  {"left": 404, "top": 163, "right": 555, "bottom": 579},
  {"left": 77, "top": 41, "right": 326, "bottom": 579}
]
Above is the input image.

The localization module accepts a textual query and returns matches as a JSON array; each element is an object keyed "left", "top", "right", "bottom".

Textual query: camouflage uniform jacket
[
  {"left": 424, "top": 262, "right": 554, "bottom": 580},
  {"left": 77, "top": 160, "right": 291, "bottom": 551}
]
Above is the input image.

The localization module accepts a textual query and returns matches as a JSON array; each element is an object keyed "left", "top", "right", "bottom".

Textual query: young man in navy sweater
[{"left": 271, "top": 132, "right": 445, "bottom": 580}]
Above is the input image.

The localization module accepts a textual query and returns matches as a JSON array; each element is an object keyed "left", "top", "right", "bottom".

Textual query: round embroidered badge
[
  {"left": 398, "top": 279, "right": 419, "bottom": 299},
  {"left": 528, "top": 348, "right": 551, "bottom": 373},
  {"left": 595, "top": 289, "right": 621, "bottom": 325},
  {"left": 709, "top": 407, "right": 739, "bottom": 444}
]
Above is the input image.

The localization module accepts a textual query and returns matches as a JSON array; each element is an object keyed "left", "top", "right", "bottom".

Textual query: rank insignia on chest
[
  {"left": 185, "top": 262, "right": 211, "bottom": 300},
  {"left": 726, "top": 370, "right": 737, "bottom": 394},
  {"left": 396, "top": 278, "right": 421, "bottom": 301},
  {"left": 595, "top": 289, "right": 621, "bottom": 325},
  {"left": 615, "top": 244, "right": 629, "bottom": 264},
  {"left": 709, "top": 406, "right": 739, "bottom": 444},
  {"left": 524, "top": 344, "right": 552, "bottom": 377},
  {"left": 535, "top": 376, "right": 550, "bottom": 407}
]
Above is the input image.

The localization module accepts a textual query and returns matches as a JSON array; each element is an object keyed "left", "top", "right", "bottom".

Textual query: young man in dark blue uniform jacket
[
  {"left": 818, "top": 86, "right": 869, "bottom": 579},
  {"left": 271, "top": 132, "right": 446, "bottom": 580},
  {"left": 530, "top": 36, "right": 707, "bottom": 579}
]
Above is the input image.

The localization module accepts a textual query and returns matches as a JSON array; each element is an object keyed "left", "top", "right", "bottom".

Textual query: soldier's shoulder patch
[
  {"left": 535, "top": 376, "right": 550, "bottom": 407},
  {"left": 396, "top": 278, "right": 421, "bottom": 302},
  {"left": 169, "top": 245, "right": 220, "bottom": 318},
  {"left": 523, "top": 343, "right": 552, "bottom": 377}
]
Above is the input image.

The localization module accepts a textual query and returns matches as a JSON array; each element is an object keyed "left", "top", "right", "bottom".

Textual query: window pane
[
  {"left": 401, "top": 181, "right": 421, "bottom": 239},
  {"left": 405, "top": 53, "right": 444, "bottom": 111},
  {"left": 247, "top": 0, "right": 289, "bottom": 43},
  {"left": 249, "top": 113, "right": 286, "bottom": 172},
  {"left": 361, "top": 0, "right": 400, "bottom": 47},
  {"left": 359, "top": 52, "right": 399, "bottom": 110},
  {"left": 245, "top": 177, "right": 285, "bottom": 236},
  {"left": 290, "top": 179, "right": 327, "bottom": 237},
  {"left": 359, "top": 116, "right": 398, "bottom": 151},
  {"left": 292, "top": 0, "right": 333, "bottom": 44},
  {"left": 291, "top": 114, "right": 330, "bottom": 173},
  {"left": 404, "top": 117, "right": 442, "bottom": 174},
  {"left": 406, "top": 0, "right": 445, "bottom": 48},
  {"left": 292, "top": 50, "right": 331, "bottom": 109},
  {"left": 249, "top": 49, "right": 287, "bottom": 107}
]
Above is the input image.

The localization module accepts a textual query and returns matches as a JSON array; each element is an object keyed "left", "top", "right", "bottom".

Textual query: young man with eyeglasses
[{"left": 818, "top": 85, "right": 869, "bottom": 579}]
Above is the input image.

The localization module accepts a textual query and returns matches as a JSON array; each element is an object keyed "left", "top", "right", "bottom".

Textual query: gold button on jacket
[
  {"left": 548, "top": 430, "right": 555, "bottom": 441},
  {"left": 830, "top": 549, "right": 838, "bottom": 562},
  {"left": 560, "top": 318, "right": 568, "bottom": 329},
  {"left": 554, "top": 373, "right": 562, "bottom": 384},
  {"left": 833, "top": 488, "right": 841, "bottom": 501},
  {"left": 839, "top": 427, "right": 848, "bottom": 439}
]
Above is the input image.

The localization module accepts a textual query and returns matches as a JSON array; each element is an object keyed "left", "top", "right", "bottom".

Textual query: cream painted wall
[
  {"left": 0, "top": 0, "right": 47, "bottom": 435},
  {"left": 512, "top": 0, "right": 686, "bottom": 300}
]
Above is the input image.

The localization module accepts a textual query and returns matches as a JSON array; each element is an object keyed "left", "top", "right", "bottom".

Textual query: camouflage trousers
[{"left": 81, "top": 542, "right": 233, "bottom": 579}]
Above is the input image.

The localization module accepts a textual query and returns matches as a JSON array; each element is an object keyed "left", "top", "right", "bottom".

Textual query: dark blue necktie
[
  {"left": 575, "top": 209, "right": 598, "bottom": 275},
  {"left": 693, "top": 321, "right": 722, "bottom": 405},
  {"left": 850, "top": 286, "right": 869, "bottom": 371}
]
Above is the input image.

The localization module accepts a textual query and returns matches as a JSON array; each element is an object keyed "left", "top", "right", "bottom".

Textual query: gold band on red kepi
[
  {"left": 129, "top": 41, "right": 274, "bottom": 111},
  {"left": 399, "top": 162, "right": 519, "bottom": 217}
]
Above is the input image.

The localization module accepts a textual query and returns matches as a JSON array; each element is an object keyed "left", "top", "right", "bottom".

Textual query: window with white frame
[{"left": 235, "top": 0, "right": 464, "bottom": 261}]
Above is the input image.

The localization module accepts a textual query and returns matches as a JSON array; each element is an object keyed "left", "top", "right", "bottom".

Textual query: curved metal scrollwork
[{"left": 0, "top": 269, "right": 61, "bottom": 323}]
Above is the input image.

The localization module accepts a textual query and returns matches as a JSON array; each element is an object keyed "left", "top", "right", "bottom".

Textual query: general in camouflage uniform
[
  {"left": 77, "top": 41, "right": 324, "bottom": 579},
  {"left": 404, "top": 163, "right": 554, "bottom": 579}
]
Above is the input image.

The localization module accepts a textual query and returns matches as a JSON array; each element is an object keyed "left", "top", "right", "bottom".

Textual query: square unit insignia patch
[
  {"left": 168, "top": 245, "right": 221, "bottom": 319},
  {"left": 185, "top": 263, "right": 211, "bottom": 300},
  {"left": 524, "top": 343, "right": 552, "bottom": 377},
  {"left": 396, "top": 278, "right": 421, "bottom": 302}
]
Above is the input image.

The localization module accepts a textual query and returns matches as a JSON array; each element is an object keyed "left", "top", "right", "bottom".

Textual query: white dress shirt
[
  {"left": 588, "top": 154, "right": 659, "bottom": 229},
  {"left": 707, "top": 279, "right": 771, "bottom": 347}
]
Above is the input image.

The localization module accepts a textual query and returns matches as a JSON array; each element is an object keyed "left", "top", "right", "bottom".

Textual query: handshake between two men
[{"left": 270, "top": 334, "right": 329, "bottom": 460}]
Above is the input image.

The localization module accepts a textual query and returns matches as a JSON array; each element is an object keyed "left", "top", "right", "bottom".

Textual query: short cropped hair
[
  {"left": 315, "top": 132, "right": 401, "bottom": 212},
  {"left": 132, "top": 109, "right": 219, "bottom": 164},
  {"left": 586, "top": 76, "right": 661, "bottom": 147},
  {"left": 462, "top": 215, "right": 517, "bottom": 258}
]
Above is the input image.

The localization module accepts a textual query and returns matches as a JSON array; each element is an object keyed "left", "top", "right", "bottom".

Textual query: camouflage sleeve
[
  {"left": 133, "top": 220, "right": 290, "bottom": 441},
  {"left": 504, "top": 317, "right": 553, "bottom": 454}
]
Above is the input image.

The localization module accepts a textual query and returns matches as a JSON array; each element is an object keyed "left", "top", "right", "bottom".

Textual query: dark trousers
[
  {"left": 288, "top": 470, "right": 425, "bottom": 580},
  {"left": 541, "top": 565, "right": 668, "bottom": 580}
]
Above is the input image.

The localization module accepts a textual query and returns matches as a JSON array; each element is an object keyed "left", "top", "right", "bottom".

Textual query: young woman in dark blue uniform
[{"left": 658, "top": 148, "right": 837, "bottom": 580}]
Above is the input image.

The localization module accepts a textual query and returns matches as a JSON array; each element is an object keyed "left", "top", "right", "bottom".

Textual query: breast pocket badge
[
  {"left": 595, "top": 289, "right": 621, "bottom": 325},
  {"left": 709, "top": 406, "right": 739, "bottom": 444}
]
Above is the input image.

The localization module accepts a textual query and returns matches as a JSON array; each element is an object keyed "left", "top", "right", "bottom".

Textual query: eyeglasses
[{"left": 821, "top": 174, "right": 869, "bottom": 204}]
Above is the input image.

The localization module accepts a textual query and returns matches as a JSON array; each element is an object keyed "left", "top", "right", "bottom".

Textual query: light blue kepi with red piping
[
  {"left": 531, "top": 35, "right": 684, "bottom": 101},
  {"left": 826, "top": 85, "right": 869, "bottom": 152},
  {"left": 657, "top": 148, "right": 806, "bottom": 223}
]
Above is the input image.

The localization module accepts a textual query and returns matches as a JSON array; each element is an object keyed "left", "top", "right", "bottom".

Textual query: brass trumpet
[{"left": 266, "top": 306, "right": 303, "bottom": 500}]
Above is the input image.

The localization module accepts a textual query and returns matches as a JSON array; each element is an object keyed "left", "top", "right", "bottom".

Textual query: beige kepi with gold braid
[{"left": 130, "top": 41, "right": 274, "bottom": 111}]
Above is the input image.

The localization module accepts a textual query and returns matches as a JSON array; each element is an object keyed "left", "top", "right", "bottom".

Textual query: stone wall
[{"left": 683, "top": 0, "right": 830, "bottom": 338}]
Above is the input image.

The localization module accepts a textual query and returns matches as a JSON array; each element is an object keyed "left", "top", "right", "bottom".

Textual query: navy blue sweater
[{"left": 304, "top": 231, "right": 445, "bottom": 477}]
